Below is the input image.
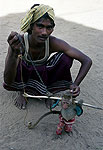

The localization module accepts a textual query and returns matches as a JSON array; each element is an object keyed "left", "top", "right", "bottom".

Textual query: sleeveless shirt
[{"left": 23, "top": 32, "right": 50, "bottom": 66}]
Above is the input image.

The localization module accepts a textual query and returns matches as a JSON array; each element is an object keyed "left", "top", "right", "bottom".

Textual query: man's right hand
[{"left": 7, "top": 31, "right": 23, "bottom": 56}]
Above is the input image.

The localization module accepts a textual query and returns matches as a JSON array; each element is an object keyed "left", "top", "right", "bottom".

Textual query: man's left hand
[{"left": 69, "top": 83, "right": 80, "bottom": 97}]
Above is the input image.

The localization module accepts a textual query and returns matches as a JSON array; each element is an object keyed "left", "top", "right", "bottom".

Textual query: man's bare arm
[
  {"left": 50, "top": 36, "right": 92, "bottom": 96},
  {"left": 4, "top": 31, "right": 23, "bottom": 85}
]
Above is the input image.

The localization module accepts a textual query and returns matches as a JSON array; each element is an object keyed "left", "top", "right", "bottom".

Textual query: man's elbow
[
  {"left": 87, "top": 57, "right": 92, "bottom": 67},
  {"left": 84, "top": 56, "right": 92, "bottom": 69}
]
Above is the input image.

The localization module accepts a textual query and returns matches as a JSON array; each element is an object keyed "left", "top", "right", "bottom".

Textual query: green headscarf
[{"left": 21, "top": 4, "right": 55, "bottom": 32}]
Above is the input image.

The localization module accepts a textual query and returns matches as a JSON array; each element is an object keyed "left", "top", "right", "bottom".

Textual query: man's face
[{"left": 31, "top": 18, "right": 54, "bottom": 43}]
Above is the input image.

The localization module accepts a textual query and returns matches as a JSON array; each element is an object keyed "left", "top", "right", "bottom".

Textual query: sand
[{"left": 0, "top": 8, "right": 103, "bottom": 150}]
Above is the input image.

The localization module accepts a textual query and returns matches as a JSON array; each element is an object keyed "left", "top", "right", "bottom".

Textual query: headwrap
[{"left": 21, "top": 4, "right": 55, "bottom": 32}]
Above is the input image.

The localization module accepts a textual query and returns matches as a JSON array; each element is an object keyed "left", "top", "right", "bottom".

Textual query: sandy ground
[{"left": 0, "top": 1, "right": 103, "bottom": 150}]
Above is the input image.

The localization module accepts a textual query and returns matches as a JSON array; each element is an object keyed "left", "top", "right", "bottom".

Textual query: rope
[
  {"left": 17, "top": 34, "right": 59, "bottom": 127},
  {"left": 17, "top": 34, "right": 52, "bottom": 96},
  {"left": 27, "top": 110, "right": 61, "bottom": 129}
]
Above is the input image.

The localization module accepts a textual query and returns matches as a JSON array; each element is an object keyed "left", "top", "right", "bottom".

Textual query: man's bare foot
[{"left": 14, "top": 92, "right": 27, "bottom": 109}]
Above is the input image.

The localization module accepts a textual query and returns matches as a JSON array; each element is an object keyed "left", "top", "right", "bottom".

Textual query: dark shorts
[{"left": 3, "top": 52, "right": 73, "bottom": 95}]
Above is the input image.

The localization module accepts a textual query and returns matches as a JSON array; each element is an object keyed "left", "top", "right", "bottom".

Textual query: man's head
[
  {"left": 21, "top": 4, "right": 55, "bottom": 33},
  {"left": 29, "top": 14, "right": 54, "bottom": 43}
]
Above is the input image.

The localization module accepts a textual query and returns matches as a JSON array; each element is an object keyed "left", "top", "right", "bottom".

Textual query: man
[{"left": 3, "top": 4, "right": 92, "bottom": 109}]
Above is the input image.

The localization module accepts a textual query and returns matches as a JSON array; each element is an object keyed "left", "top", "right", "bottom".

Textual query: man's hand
[
  {"left": 7, "top": 31, "right": 23, "bottom": 56},
  {"left": 69, "top": 83, "right": 80, "bottom": 97}
]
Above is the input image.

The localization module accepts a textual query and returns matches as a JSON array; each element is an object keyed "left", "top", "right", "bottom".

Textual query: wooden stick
[
  {"left": 23, "top": 92, "right": 103, "bottom": 110},
  {"left": 23, "top": 92, "right": 62, "bottom": 100}
]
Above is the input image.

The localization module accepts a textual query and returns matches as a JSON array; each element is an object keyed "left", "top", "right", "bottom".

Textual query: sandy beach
[{"left": 0, "top": 0, "right": 103, "bottom": 150}]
